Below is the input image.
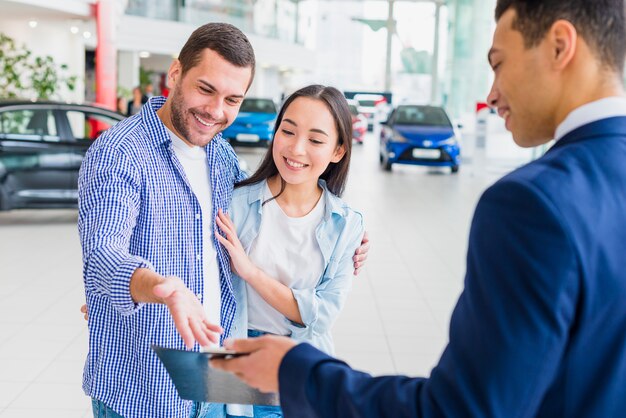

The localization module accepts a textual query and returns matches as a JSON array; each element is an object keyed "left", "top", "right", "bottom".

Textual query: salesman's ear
[{"left": 548, "top": 19, "right": 577, "bottom": 72}]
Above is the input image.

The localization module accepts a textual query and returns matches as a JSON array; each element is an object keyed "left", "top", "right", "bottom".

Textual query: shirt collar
[
  {"left": 555, "top": 96, "right": 626, "bottom": 141},
  {"left": 141, "top": 96, "right": 170, "bottom": 146},
  {"left": 245, "top": 179, "right": 346, "bottom": 218}
]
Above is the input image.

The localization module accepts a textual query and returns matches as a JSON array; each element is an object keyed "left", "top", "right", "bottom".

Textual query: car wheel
[
  {"left": 382, "top": 155, "right": 392, "bottom": 171},
  {"left": 451, "top": 165, "right": 459, "bottom": 174},
  {"left": 0, "top": 185, "right": 10, "bottom": 211}
]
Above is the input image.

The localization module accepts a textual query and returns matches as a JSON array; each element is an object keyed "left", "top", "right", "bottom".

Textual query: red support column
[{"left": 95, "top": 0, "right": 117, "bottom": 110}]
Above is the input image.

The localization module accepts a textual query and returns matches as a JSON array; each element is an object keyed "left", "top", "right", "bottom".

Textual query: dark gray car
[{"left": 0, "top": 100, "right": 125, "bottom": 210}]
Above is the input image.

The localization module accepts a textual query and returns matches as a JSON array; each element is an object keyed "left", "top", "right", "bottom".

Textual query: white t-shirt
[
  {"left": 168, "top": 129, "right": 221, "bottom": 334},
  {"left": 247, "top": 182, "right": 325, "bottom": 335}
]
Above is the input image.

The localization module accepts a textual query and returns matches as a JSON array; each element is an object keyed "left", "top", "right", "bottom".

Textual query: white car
[{"left": 354, "top": 93, "right": 389, "bottom": 130}]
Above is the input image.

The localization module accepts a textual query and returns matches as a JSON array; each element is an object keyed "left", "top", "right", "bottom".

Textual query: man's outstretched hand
[
  {"left": 153, "top": 276, "right": 222, "bottom": 349},
  {"left": 82, "top": 271, "right": 223, "bottom": 350}
]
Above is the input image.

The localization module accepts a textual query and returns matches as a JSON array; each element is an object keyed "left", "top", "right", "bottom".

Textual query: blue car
[
  {"left": 222, "top": 98, "right": 277, "bottom": 147},
  {"left": 379, "top": 105, "right": 461, "bottom": 173}
]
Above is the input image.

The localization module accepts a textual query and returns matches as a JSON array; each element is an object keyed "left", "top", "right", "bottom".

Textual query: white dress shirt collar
[{"left": 555, "top": 96, "right": 626, "bottom": 141}]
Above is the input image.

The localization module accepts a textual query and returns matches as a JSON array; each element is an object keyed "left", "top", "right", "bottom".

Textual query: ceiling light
[
  {"left": 83, "top": 31, "right": 92, "bottom": 39},
  {"left": 139, "top": 51, "right": 151, "bottom": 58},
  {"left": 28, "top": 20, "right": 38, "bottom": 28},
  {"left": 70, "top": 26, "right": 79, "bottom": 34}
]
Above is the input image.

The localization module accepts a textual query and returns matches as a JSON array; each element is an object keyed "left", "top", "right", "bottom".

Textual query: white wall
[
  {"left": 118, "top": 50, "right": 140, "bottom": 93},
  {"left": 5, "top": 0, "right": 93, "bottom": 16},
  {"left": 116, "top": 15, "right": 317, "bottom": 73},
  {"left": 115, "top": 14, "right": 316, "bottom": 99},
  {"left": 0, "top": 17, "right": 87, "bottom": 102},
  {"left": 310, "top": 1, "right": 364, "bottom": 91},
  {"left": 248, "top": 67, "right": 282, "bottom": 102}
]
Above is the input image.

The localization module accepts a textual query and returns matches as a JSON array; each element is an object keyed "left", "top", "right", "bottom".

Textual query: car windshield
[
  {"left": 348, "top": 104, "right": 359, "bottom": 116},
  {"left": 394, "top": 106, "right": 452, "bottom": 127},
  {"left": 239, "top": 99, "right": 277, "bottom": 114},
  {"left": 358, "top": 100, "right": 378, "bottom": 107}
]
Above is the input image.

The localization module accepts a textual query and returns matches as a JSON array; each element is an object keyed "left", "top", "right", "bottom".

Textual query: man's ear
[
  {"left": 331, "top": 143, "right": 346, "bottom": 163},
  {"left": 549, "top": 19, "right": 577, "bottom": 71},
  {"left": 167, "top": 59, "right": 182, "bottom": 88}
]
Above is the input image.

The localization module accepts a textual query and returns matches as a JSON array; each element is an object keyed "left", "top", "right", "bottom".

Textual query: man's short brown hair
[
  {"left": 496, "top": 0, "right": 626, "bottom": 73},
  {"left": 178, "top": 22, "right": 256, "bottom": 85}
]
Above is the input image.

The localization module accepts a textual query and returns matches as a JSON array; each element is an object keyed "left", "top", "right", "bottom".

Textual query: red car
[{"left": 348, "top": 100, "right": 367, "bottom": 144}]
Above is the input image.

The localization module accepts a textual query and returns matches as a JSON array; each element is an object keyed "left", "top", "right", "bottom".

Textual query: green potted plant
[{"left": 0, "top": 33, "right": 77, "bottom": 100}]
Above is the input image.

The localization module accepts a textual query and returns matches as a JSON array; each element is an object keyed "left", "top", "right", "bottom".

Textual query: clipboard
[{"left": 152, "top": 345, "right": 280, "bottom": 406}]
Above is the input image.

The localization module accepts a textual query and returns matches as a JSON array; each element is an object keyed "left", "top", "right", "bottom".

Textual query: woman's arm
[
  {"left": 288, "top": 211, "right": 364, "bottom": 337},
  {"left": 216, "top": 209, "right": 303, "bottom": 325}
]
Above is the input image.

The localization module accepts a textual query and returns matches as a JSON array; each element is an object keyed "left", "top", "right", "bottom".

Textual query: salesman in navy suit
[{"left": 213, "top": 0, "right": 626, "bottom": 416}]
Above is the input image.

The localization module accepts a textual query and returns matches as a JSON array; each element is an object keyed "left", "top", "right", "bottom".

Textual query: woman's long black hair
[{"left": 235, "top": 84, "right": 353, "bottom": 201}]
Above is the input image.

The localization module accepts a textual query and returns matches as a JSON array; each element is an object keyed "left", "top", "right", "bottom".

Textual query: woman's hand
[
  {"left": 353, "top": 231, "right": 370, "bottom": 275},
  {"left": 216, "top": 208, "right": 259, "bottom": 282}
]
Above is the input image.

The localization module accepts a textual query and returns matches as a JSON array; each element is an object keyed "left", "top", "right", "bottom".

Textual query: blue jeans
[
  {"left": 247, "top": 330, "right": 284, "bottom": 418},
  {"left": 92, "top": 399, "right": 226, "bottom": 418}
]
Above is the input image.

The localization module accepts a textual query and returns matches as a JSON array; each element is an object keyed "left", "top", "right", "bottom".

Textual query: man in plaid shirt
[
  {"left": 79, "top": 23, "right": 368, "bottom": 418},
  {"left": 79, "top": 23, "right": 256, "bottom": 418}
]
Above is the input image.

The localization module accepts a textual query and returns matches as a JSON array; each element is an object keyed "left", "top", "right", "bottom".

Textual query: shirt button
[
  {"left": 196, "top": 293, "right": 202, "bottom": 300},
  {"left": 195, "top": 213, "right": 201, "bottom": 220},
  {"left": 196, "top": 254, "right": 201, "bottom": 261}
]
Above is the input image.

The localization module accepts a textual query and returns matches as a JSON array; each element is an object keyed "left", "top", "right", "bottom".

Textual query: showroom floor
[{"left": 0, "top": 133, "right": 524, "bottom": 417}]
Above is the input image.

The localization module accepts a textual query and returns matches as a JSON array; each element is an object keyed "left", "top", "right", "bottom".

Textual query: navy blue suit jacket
[{"left": 278, "top": 117, "right": 626, "bottom": 417}]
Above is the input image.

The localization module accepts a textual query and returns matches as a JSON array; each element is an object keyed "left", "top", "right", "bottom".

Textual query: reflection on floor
[{"left": 0, "top": 133, "right": 526, "bottom": 417}]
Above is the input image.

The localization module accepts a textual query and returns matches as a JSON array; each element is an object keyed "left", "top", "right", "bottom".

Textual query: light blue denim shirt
[{"left": 228, "top": 179, "right": 364, "bottom": 355}]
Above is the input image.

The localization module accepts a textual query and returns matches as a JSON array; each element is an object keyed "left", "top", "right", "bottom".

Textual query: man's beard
[
  {"left": 170, "top": 89, "right": 192, "bottom": 143},
  {"left": 169, "top": 89, "right": 228, "bottom": 147}
]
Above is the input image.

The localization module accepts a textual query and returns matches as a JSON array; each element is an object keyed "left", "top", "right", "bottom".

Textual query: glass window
[
  {"left": 0, "top": 109, "right": 58, "bottom": 140},
  {"left": 66, "top": 111, "right": 121, "bottom": 141},
  {"left": 126, "top": 0, "right": 178, "bottom": 21},
  {"left": 358, "top": 100, "right": 378, "bottom": 107},
  {"left": 394, "top": 106, "right": 452, "bottom": 127},
  {"left": 239, "top": 99, "right": 277, "bottom": 113}
]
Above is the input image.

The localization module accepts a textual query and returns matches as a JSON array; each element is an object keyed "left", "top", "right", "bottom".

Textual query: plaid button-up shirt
[{"left": 78, "top": 97, "right": 246, "bottom": 418}]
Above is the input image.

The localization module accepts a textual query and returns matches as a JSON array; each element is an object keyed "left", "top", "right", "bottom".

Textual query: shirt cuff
[
  {"left": 278, "top": 343, "right": 328, "bottom": 416},
  {"left": 290, "top": 287, "right": 318, "bottom": 328},
  {"left": 110, "top": 256, "right": 154, "bottom": 316}
]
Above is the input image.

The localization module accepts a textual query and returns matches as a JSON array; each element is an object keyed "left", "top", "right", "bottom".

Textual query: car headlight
[
  {"left": 391, "top": 130, "right": 408, "bottom": 142},
  {"left": 440, "top": 136, "right": 458, "bottom": 146}
]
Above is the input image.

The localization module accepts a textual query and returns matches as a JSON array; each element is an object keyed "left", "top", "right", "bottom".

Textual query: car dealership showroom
[{"left": 2, "top": 0, "right": 625, "bottom": 417}]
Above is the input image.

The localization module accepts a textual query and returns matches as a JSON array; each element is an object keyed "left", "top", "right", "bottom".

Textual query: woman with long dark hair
[{"left": 216, "top": 84, "right": 364, "bottom": 418}]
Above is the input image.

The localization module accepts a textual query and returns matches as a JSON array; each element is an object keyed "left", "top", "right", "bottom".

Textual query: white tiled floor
[{"left": 0, "top": 133, "right": 524, "bottom": 417}]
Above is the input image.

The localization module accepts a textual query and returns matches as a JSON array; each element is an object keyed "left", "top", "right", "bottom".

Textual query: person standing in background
[{"left": 126, "top": 86, "right": 146, "bottom": 116}]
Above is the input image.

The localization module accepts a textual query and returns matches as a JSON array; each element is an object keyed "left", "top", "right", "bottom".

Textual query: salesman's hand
[
  {"left": 210, "top": 335, "right": 298, "bottom": 393},
  {"left": 153, "top": 276, "right": 223, "bottom": 349},
  {"left": 353, "top": 231, "right": 370, "bottom": 275},
  {"left": 80, "top": 304, "right": 88, "bottom": 321}
]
